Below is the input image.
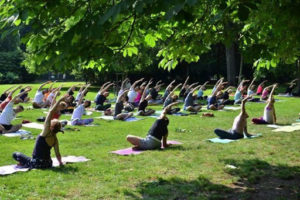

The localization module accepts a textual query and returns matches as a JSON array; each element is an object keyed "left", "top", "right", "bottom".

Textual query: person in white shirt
[
  {"left": 127, "top": 78, "right": 144, "bottom": 106},
  {"left": 252, "top": 84, "right": 277, "bottom": 124},
  {"left": 0, "top": 89, "right": 30, "bottom": 134},
  {"left": 71, "top": 84, "right": 93, "bottom": 125},
  {"left": 214, "top": 96, "right": 253, "bottom": 139},
  {"left": 32, "top": 81, "right": 52, "bottom": 108}
]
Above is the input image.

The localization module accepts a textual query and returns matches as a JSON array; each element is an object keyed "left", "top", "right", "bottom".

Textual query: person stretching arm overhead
[
  {"left": 33, "top": 81, "right": 52, "bottom": 108},
  {"left": 137, "top": 80, "right": 155, "bottom": 116},
  {"left": 163, "top": 83, "right": 182, "bottom": 114},
  {"left": 128, "top": 78, "right": 144, "bottom": 106},
  {"left": 95, "top": 83, "right": 114, "bottom": 111},
  {"left": 0, "top": 85, "right": 22, "bottom": 112},
  {"left": 183, "top": 85, "right": 202, "bottom": 112},
  {"left": 114, "top": 90, "right": 133, "bottom": 120}
]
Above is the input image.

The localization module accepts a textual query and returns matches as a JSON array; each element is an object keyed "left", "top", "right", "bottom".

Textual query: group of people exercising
[{"left": 0, "top": 77, "right": 297, "bottom": 169}]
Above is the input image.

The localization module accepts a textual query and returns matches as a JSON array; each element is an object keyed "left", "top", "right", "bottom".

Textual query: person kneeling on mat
[
  {"left": 12, "top": 95, "right": 66, "bottom": 168},
  {"left": 126, "top": 102, "right": 179, "bottom": 150},
  {"left": 252, "top": 84, "right": 277, "bottom": 124},
  {"left": 214, "top": 96, "right": 253, "bottom": 139}
]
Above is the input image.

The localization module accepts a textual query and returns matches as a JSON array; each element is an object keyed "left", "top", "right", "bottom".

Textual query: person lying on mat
[
  {"left": 114, "top": 90, "right": 133, "bottom": 120},
  {"left": 12, "top": 95, "right": 67, "bottom": 168},
  {"left": 137, "top": 80, "right": 156, "bottom": 116},
  {"left": 95, "top": 82, "right": 114, "bottom": 111},
  {"left": 183, "top": 85, "right": 202, "bottom": 112},
  {"left": 71, "top": 84, "right": 93, "bottom": 126},
  {"left": 0, "top": 85, "right": 23, "bottom": 112},
  {"left": 214, "top": 96, "right": 253, "bottom": 139},
  {"left": 32, "top": 81, "right": 52, "bottom": 108},
  {"left": 0, "top": 88, "right": 30, "bottom": 134},
  {"left": 126, "top": 102, "right": 179, "bottom": 150},
  {"left": 252, "top": 84, "right": 278, "bottom": 124},
  {"left": 163, "top": 83, "right": 182, "bottom": 114}
]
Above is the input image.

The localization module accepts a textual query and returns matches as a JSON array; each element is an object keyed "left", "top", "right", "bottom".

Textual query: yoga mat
[
  {"left": 96, "top": 116, "right": 114, "bottom": 120},
  {"left": 267, "top": 124, "right": 282, "bottom": 129},
  {"left": 296, "top": 119, "right": 300, "bottom": 122},
  {"left": 224, "top": 106, "right": 241, "bottom": 111},
  {"left": 272, "top": 125, "right": 300, "bottom": 132},
  {"left": 172, "top": 112, "right": 189, "bottom": 116},
  {"left": 111, "top": 140, "right": 183, "bottom": 155},
  {"left": 95, "top": 116, "right": 143, "bottom": 122},
  {"left": 124, "top": 117, "right": 143, "bottom": 122},
  {"left": 208, "top": 134, "right": 262, "bottom": 144},
  {"left": 23, "top": 122, "right": 44, "bottom": 130},
  {"left": 2, "top": 130, "right": 31, "bottom": 137},
  {"left": 84, "top": 111, "right": 93, "bottom": 116},
  {"left": 0, "top": 156, "right": 90, "bottom": 176}
]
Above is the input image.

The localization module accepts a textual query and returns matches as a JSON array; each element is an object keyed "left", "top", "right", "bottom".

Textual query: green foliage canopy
[{"left": 0, "top": 0, "right": 299, "bottom": 73}]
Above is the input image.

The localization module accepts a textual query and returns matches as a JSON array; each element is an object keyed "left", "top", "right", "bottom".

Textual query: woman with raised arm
[
  {"left": 0, "top": 85, "right": 22, "bottom": 112},
  {"left": 71, "top": 84, "right": 93, "bottom": 126},
  {"left": 179, "top": 76, "right": 189, "bottom": 98},
  {"left": 260, "top": 84, "right": 274, "bottom": 100},
  {"left": 114, "top": 90, "right": 133, "bottom": 120},
  {"left": 252, "top": 84, "right": 278, "bottom": 124},
  {"left": 12, "top": 95, "right": 67, "bottom": 168},
  {"left": 127, "top": 102, "right": 178, "bottom": 150},
  {"left": 256, "top": 80, "right": 267, "bottom": 95},
  {"left": 163, "top": 83, "right": 182, "bottom": 114},
  {"left": 33, "top": 81, "right": 52, "bottom": 108},
  {"left": 214, "top": 96, "right": 253, "bottom": 139},
  {"left": 127, "top": 78, "right": 144, "bottom": 106},
  {"left": 95, "top": 83, "right": 114, "bottom": 111},
  {"left": 137, "top": 81, "right": 155, "bottom": 116},
  {"left": 19, "top": 86, "right": 32, "bottom": 103},
  {"left": 0, "top": 86, "right": 15, "bottom": 102},
  {"left": 207, "top": 81, "right": 226, "bottom": 110},
  {"left": 162, "top": 80, "right": 176, "bottom": 101},
  {"left": 197, "top": 81, "right": 209, "bottom": 100},
  {"left": 0, "top": 88, "right": 31, "bottom": 134},
  {"left": 234, "top": 79, "right": 249, "bottom": 104},
  {"left": 183, "top": 85, "right": 202, "bottom": 112}
]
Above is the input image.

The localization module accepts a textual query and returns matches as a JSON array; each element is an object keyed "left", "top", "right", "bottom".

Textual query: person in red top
[
  {"left": 0, "top": 86, "right": 29, "bottom": 112},
  {"left": 49, "top": 86, "right": 67, "bottom": 120}
]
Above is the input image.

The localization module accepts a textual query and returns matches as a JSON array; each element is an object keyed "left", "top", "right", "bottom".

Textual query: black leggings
[
  {"left": 95, "top": 104, "right": 111, "bottom": 111},
  {"left": 214, "top": 129, "right": 244, "bottom": 140},
  {"left": 13, "top": 152, "right": 52, "bottom": 169},
  {"left": 167, "top": 108, "right": 180, "bottom": 114}
]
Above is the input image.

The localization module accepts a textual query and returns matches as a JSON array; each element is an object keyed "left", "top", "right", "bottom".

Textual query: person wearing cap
[
  {"left": 126, "top": 102, "right": 178, "bottom": 150},
  {"left": 12, "top": 94, "right": 67, "bottom": 168}
]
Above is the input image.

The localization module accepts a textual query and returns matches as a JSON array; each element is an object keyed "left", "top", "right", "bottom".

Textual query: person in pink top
[
  {"left": 260, "top": 84, "right": 274, "bottom": 101},
  {"left": 256, "top": 80, "right": 267, "bottom": 95}
]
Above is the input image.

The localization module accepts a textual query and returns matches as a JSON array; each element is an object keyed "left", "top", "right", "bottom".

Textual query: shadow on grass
[
  {"left": 125, "top": 159, "right": 300, "bottom": 200},
  {"left": 49, "top": 165, "right": 78, "bottom": 174}
]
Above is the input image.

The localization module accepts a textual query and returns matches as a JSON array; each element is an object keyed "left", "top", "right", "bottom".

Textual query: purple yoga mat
[{"left": 111, "top": 140, "right": 182, "bottom": 156}]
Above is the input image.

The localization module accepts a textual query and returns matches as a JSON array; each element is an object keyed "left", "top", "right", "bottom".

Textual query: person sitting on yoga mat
[
  {"left": 126, "top": 102, "right": 179, "bottom": 150},
  {"left": 137, "top": 80, "right": 156, "bottom": 116},
  {"left": 0, "top": 85, "right": 23, "bottom": 112},
  {"left": 285, "top": 79, "right": 298, "bottom": 96},
  {"left": 118, "top": 78, "right": 130, "bottom": 96},
  {"left": 32, "top": 81, "right": 52, "bottom": 108},
  {"left": 114, "top": 90, "right": 133, "bottom": 120},
  {"left": 128, "top": 78, "right": 144, "bottom": 106},
  {"left": 179, "top": 76, "right": 189, "bottom": 98},
  {"left": 183, "top": 85, "right": 202, "bottom": 112},
  {"left": 0, "top": 88, "right": 30, "bottom": 134},
  {"left": 214, "top": 96, "right": 253, "bottom": 139},
  {"left": 71, "top": 84, "right": 93, "bottom": 125},
  {"left": 207, "top": 81, "right": 225, "bottom": 110},
  {"left": 148, "top": 81, "right": 164, "bottom": 104},
  {"left": 18, "top": 86, "right": 31, "bottom": 103},
  {"left": 45, "top": 87, "right": 61, "bottom": 108},
  {"left": 42, "top": 81, "right": 56, "bottom": 103},
  {"left": 75, "top": 84, "right": 89, "bottom": 102},
  {"left": 197, "top": 81, "right": 209, "bottom": 100},
  {"left": 234, "top": 79, "right": 249, "bottom": 104},
  {"left": 0, "top": 86, "right": 15, "bottom": 103},
  {"left": 252, "top": 84, "right": 278, "bottom": 124},
  {"left": 134, "top": 81, "right": 147, "bottom": 105},
  {"left": 12, "top": 95, "right": 67, "bottom": 168},
  {"left": 260, "top": 84, "right": 274, "bottom": 101},
  {"left": 256, "top": 80, "right": 267, "bottom": 95},
  {"left": 49, "top": 87, "right": 67, "bottom": 120},
  {"left": 162, "top": 80, "right": 176, "bottom": 101},
  {"left": 246, "top": 78, "right": 260, "bottom": 102},
  {"left": 163, "top": 83, "right": 182, "bottom": 114},
  {"left": 95, "top": 82, "right": 114, "bottom": 111},
  {"left": 220, "top": 86, "right": 234, "bottom": 105}
]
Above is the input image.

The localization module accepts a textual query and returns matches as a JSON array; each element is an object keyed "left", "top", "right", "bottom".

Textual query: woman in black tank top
[{"left": 13, "top": 94, "right": 66, "bottom": 169}]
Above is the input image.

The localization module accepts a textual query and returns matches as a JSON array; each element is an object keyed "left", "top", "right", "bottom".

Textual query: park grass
[{"left": 0, "top": 82, "right": 300, "bottom": 199}]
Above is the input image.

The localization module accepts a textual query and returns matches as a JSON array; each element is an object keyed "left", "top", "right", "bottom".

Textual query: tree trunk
[
  {"left": 296, "top": 59, "right": 300, "bottom": 95},
  {"left": 226, "top": 43, "right": 236, "bottom": 85},
  {"left": 238, "top": 55, "right": 243, "bottom": 83}
]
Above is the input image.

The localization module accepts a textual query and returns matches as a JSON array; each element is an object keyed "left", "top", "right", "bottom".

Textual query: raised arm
[
  {"left": 182, "top": 76, "right": 190, "bottom": 89},
  {"left": 11, "top": 87, "right": 31, "bottom": 103},
  {"left": 166, "top": 80, "right": 176, "bottom": 90},
  {"left": 3, "top": 86, "right": 15, "bottom": 94},
  {"left": 50, "top": 87, "right": 62, "bottom": 108},
  {"left": 187, "top": 82, "right": 199, "bottom": 90},
  {"left": 130, "top": 78, "right": 144, "bottom": 90},
  {"left": 164, "top": 83, "right": 182, "bottom": 103},
  {"left": 140, "top": 81, "right": 152, "bottom": 102},
  {"left": 8, "top": 85, "right": 22, "bottom": 96},
  {"left": 38, "top": 81, "right": 51, "bottom": 91},
  {"left": 78, "top": 84, "right": 90, "bottom": 105},
  {"left": 49, "top": 81, "right": 57, "bottom": 91},
  {"left": 212, "top": 81, "right": 224, "bottom": 97},
  {"left": 259, "top": 80, "right": 267, "bottom": 86},
  {"left": 224, "top": 86, "right": 234, "bottom": 92},
  {"left": 268, "top": 84, "right": 277, "bottom": 101},
  {"left": 189, "top": 85, "right": 201, "bottom": 94},
  {"left": 289, "top": 79, "right": 298, "bottom": 84},
  {"left": 248, "top": 77, "right": 256, "bottom": 89},
  {"left": 120, "top": 78, "right": 129, "bottom": 90},
  {"left": 100, "top": 82, "right": 111, "bottom": 91},
  {"left": 160, "top": 102, "right": 179, "bottom": 118},
  {"left": 241, "top": 96, "right": 251, "bottom": 114},
  {"left": 100, "top": 83, "right": 114, "bottom": 94},
  {"left": 117, "top": 89, "right": 129, "bottom": 103}
]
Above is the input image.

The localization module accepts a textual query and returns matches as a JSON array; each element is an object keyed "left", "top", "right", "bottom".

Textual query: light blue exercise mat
[{"left": 207, "top": 134, "right": 262, "bottom": 143}]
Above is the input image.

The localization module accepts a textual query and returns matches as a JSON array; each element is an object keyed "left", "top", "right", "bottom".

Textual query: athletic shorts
[{"left": 139, "top": 135, "right": 161, "bottom": 150}]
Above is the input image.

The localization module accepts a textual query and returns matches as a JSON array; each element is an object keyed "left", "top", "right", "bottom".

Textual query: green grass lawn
[{"left": 0, "top": 82, "right": 300, "bottom": 200}]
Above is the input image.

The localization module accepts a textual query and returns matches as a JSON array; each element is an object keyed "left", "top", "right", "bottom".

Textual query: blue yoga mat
[{"left": 208, "top": 134, "right": 262, "bottom": 143}]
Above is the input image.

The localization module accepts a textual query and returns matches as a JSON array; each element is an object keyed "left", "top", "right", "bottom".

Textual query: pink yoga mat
[{"left": 111, "top": 140, "right": 182, "bottom": 156}]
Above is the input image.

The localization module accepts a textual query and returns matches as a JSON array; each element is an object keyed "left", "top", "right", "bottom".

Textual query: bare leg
[
  {"left": 4, "top": 124, "right": 22, "bottom": 133},
  {"left": 124, "top": 112, "right": 133, "bottom": 120},
  {"left": 218, "top": 105, "right": 225, "bottom": 110},
  {"left": 209, "top": 105, "right": 218, "bottom": 110},
  {"left": 126, "top": 135, "right": 142, "bottom": 147},
  {"left": 116, "top": 113, "right": 133, "bottom": 120},
  {"left": 186, "top": 106, "right": 195, "bottom": 112},
  {"left": 194, "top": 105, "right": 202, "bottom": 112},
  {"left": 144, "top": 109, "right": 155, "bottom": 116}
]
